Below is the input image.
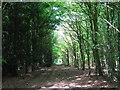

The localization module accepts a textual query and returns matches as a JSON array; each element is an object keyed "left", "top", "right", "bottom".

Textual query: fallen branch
[{"left": 102, "top": 19, "right": 120, "bottom": 33}]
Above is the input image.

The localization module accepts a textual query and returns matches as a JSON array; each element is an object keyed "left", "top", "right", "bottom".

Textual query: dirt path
[{"left": 2, "top": 65, "right": 118, "bottom": 89}]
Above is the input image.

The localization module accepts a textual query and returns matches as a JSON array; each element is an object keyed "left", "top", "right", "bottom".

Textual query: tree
[{"left": 2, "top": 2, "right": 63, "bottom": 75}]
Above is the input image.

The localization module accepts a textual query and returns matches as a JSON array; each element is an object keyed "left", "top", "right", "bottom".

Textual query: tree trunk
[
  {"left": 92, "top": 3, "right": 103, "bottom": 76},
  {"left": 79, "top": 40, "right": 85, "bottom": 70},
  {"left": 66, "top": 49, "right": 69, "bottom": 66},
  {"left": 117, "top": 10, "right": 120, "bottom": 85}
]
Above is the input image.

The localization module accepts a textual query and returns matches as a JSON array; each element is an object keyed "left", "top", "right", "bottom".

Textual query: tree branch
[{"left": 102, "top": 19, "right": 120, "bottom": 33}]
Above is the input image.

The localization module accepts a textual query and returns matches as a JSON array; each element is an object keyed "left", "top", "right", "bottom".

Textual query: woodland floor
[{"left": 2, "top": 65, "right": 119, "bottom": 89}]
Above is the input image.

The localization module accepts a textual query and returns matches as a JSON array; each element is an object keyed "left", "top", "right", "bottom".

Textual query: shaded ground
[{"left": 2, "top": 65, "right": 118, "bottom": 89}]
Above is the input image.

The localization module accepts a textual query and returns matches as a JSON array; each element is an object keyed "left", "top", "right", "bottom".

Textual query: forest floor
[{"left": 2, "top": 65, "right": 119, "bottom": 89}]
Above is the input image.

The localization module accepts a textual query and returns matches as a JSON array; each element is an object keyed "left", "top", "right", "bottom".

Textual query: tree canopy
[{"left": 2, "top": 2, "right": 120, "bottom": 86}]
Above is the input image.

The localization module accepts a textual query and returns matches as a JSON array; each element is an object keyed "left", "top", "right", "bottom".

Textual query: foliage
[{"left": 2, "top": 2, "right": 120, "bottom": 85}]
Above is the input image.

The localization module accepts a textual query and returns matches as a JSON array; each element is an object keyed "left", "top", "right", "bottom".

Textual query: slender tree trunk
[
  {"left": 86, "top": 21, "right": 91, "bottom": 74},
  {"left": 78, "top": 39, "right": 85, "bottom": 70},
  {"left": 25, "top": 61, "right": 28, "bottom": 74},
  {"left": 93, "top": 3, "right": 103, "bottom": 76},
  {"left": 12, "top": 4, "right": 19, "bottom": 76},
  {"left": 66, "top": 49, "right": 69, "bottom": 66},
  {"left": 73, "top": 47, "right": 78, "bottom": 68},
  {"left": 117, "top": 10, "right": 120, "bottom": 85}
]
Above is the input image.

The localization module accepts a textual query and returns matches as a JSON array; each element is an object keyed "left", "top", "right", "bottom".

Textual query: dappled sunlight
[
  {"left": 103, "top": 81, "right": 107, "bottom": 83},
  {"left": 43, "top": 81, "right": 69, "bottom": 88},
  {"left": 101, "top": 85, "right": 111, "bottom": 88},
  {"left": 76, "top": 77, "right": 82, "bottom": 81},
  {"left": 74, "top": 76, "right": 79, "bottom": 78},
  {"left": 78, "top": 74, "right": 88, "bottom": 78},
  {"left": 40, "top": 68, "right": 46, "bottom": 71},
  {"left": 47, "top": 69, "right": 52, "bottom": 71},
  {"left": 89, "top": 73, "right": 97, "bottom": 76},
  {"left": 39, "top": 69, "right": 112, "bottom": 89},
  {"left": 40, "top": 82, "right": 94, "bottom": 88},
  {"left": 32, "top": 84, "right": 37, "bottom": 88},
  {"left": 95, "top": 80, "right": 98, "bottom": 83},
  {"left": 3, "top": 66, "right": 117, "bottom": 88},
  {"left": 88, "top": 80, "right": 92, "bottom": 83},
  {"left": 67, "top": 76, "right": 76, "bottom": 80},
  {"left": 80, "top": 84, "right": 92, "bottom": 88},
  {"left": 69, "top": 83, "right": 76, "bottom": 87}
]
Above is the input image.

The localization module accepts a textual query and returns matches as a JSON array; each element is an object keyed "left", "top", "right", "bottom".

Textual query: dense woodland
[{"left": 2, "top": 2, "right": 120, "bottom": 87}]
